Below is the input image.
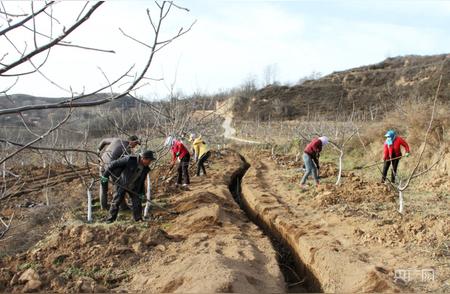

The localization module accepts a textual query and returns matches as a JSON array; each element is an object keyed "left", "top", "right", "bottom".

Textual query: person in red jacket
[
  {"left": 301, "top": 136, "right": 329, "bottom": 189},
  {"left": 382, "top": 130, "right": 410, "bottom": 183},
  {"left": 165, "top": 136, "right": 191, "bottom": 187}
]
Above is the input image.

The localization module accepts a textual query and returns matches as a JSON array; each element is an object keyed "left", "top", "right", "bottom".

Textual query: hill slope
[{"left": 232, "top": 54, "right": 450, "bottom": 120}]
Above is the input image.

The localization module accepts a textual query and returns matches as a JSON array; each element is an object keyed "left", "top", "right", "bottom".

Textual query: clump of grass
[{"left": 18, "top": 262, "right": 40, "bottom": 271}]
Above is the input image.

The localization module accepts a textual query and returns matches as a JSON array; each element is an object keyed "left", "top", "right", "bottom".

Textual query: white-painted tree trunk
[
  {"left": 44, "top": 188, "right": 50, "bottom": 206},
  {"left": 335, "top": 151, "right": 344, "bottom": 185},
  {"left": 398, "top": 189, "right": 404, "bottom": 214},
  {"left": 398, "top": 190, "right": 404, "bottom": 214},
  {"left": 98, "top": 166, "right": 103, "bottom": 207},
  {"left": 87, "top": 188, "right": 93, "bottom": 222},
  {"left": 144, "top": 174, "right": 151, "bottom": 218}
]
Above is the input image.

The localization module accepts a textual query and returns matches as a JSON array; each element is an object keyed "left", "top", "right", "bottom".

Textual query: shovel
[{"left": 354, "top": 155, "right": 406, "bottom": 170}]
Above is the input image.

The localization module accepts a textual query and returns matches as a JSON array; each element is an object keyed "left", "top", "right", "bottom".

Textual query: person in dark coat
[
  {"left": 101, "top": 150, "right": 156, "bottom": 223},
  {"left": 97, "top": 135, "right": 140, "bottom": 209}
]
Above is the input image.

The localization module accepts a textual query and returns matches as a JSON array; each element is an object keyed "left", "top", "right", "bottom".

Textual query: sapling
[{"left": 144, "top": 174, "right": 152, "bottom": 218}]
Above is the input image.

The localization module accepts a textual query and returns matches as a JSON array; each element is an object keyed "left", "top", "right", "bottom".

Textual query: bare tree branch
[
  {"left": 0, "top": 1, "right": 54, "bottom": 37},
  {"left": 0, "top": 109, "right": 73, "bottom": 165},
  {"left": 399, "top": 73, "right": 443, "bottom": 191},
  {"left": 0, "top": 1, "right": 103, "bottom": 75},
  {"left": 0, "top": 138, "right": 100, "bottom": 157}
]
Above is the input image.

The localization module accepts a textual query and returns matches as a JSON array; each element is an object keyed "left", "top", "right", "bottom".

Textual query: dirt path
[
  {"left": 236, "top": 151, "right": 449, "bottom": 292},
  {"left": 222, "top": 115, "right": 261, "bottom": 144},
  {"left": 123, "top": 152, "right": 285, "bottom": 292}
]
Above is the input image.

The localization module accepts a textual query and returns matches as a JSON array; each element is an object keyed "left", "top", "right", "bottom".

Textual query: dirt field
[
  {"left": 0, "top": 148, "right": 448, "bottom": 292},
  {"left": 0, "top": 151, "right": 287, "bottom": 293},
  {"left": 238, "top": 149, "right": 449, "bottom": 292}
]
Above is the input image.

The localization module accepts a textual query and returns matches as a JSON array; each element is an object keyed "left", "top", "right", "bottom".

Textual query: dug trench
[
  {"left": 227, "top": 150, "right": 402, "bottom": 293},
  {"left": 0, "top": 150, "right": 288, "bottom": 292},
  {"left": 227, "top": 152, "right": 321, "bottom": 293},
  {"left": 0, "top": 149, "right": 419, "bottom": 292}
]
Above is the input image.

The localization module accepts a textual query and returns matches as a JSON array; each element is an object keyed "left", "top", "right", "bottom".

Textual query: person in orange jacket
[{"left": 382, "top": 130, "right": 410, "bottom": 183}]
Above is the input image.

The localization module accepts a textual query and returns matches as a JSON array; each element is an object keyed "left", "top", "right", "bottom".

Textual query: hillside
[
  {"left": 232, "top": 54, "right": 450, "bottom": 121},
  {"left": 0, "top": 94, "right": 138, "bottom": 127}
]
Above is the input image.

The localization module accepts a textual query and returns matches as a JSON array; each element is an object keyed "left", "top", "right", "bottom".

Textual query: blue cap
[{"left": 384, "top": 130, "right": 396, "bottom": 138}]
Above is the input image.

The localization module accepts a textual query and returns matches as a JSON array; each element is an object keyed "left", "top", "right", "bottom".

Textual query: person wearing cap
[
  {"left": 101, "top": 150, "right": 156, "bottom": 223},
  {"left": 300, "top": 136, "right": 329, "bottom": 189},
  {"left": 382, "top": 130, "right": 410, "bottom": 183},
  {"left": 165, "top": 136, "right": 191, "bottom": 187},
  {"left": 97, "top": 135, "right": 141, "bottom": 209},
  {"left": 189, "top": 133, "right": 211, "bottom": 176}
]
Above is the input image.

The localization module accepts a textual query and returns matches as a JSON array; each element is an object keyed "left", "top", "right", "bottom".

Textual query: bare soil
[
  {"left": 0, "top": 151, "right": 285, "bottom": 293},
  {"left": 240, "top": 150, "right": 449, "bottom": 292},
  {"left": 0, "top": 149, "right": 448, "bottom": 293}
]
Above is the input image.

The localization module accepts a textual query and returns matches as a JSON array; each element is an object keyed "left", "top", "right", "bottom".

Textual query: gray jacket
[{"left": 98, "top": 138, "right": 132, "bottom": 164}]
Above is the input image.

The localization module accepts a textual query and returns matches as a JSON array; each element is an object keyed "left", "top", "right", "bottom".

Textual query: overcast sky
[{"left": 1, "top": 0, "right": 450, "bottom": 100}]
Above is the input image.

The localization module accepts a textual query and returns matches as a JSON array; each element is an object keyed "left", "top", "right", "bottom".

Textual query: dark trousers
[
  {"left": 100, "top": 167, "right": 128, "bottom": 210},
  {"left": 177, "top": 154, "right": 190, "bottom": 185},
  {"left": 382, "top": 158, "right": 400, "bottom": 183},
  {"left": 197, "top": 151, "right": 211, "bottom": 176},
  {"left": 107, "top": 186, "right": 142, "bottom": 222}
]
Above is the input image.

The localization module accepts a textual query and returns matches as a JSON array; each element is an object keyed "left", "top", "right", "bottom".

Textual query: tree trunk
[
  {"left": 144, "top": 174, "right": 151, "bottom": 218},
  {"left": 87, "top": 188, "right": 93, "bottom": 222},
  {"left": 335, "top": 150, "right": 344, "bottom": 185}
]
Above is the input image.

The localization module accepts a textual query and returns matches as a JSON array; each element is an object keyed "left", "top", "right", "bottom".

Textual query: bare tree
[
  {"left": 357, "top": 73, "right": 445, "bottom": 214},
  {"left": 262, "top": 63, "right": 278, "bottom": 87},
  {"left": 1, "top": 0, "right": 194, "bottom": 156},
  {"left": 297, "top": 117, "right": 359, "bottom": 186},
  {"left": 395, "top": 74, "right": 444, "bottom": 213},
  {"left": 0, "top": 0, "right": 194, "bottom": 234},
  {"left": 297, "top": 70, "right": 322, "bottom": 85}
]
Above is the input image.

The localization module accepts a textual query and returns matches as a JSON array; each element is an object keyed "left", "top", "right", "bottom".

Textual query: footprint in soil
[
  {"left": 245, "top": 275, "right": 261, "bottom": 286},
  {"left": 161, "top": 277, "right": 185, "bottom": 293},
  {"left": 163, "top": 255, "right": 177, "bottom": 264}
]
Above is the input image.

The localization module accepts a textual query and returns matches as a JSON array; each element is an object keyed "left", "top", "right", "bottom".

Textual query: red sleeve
[
  {"left": 399, "top": 137, "right": 410, "bottom": 153},
  {"left": 383, "top": 143, "right": 389, "bottom": 160},
  {"left": 171, "top": 145, "right": 177, "bottom": 162}
]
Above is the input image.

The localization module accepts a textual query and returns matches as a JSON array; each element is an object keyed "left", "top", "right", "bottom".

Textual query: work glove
[
  {"left": 405, "top": 153, "right": 410, "bottom": 158},
  {"left": 100, "top": 176, "right": 109, "bottom": 184}
]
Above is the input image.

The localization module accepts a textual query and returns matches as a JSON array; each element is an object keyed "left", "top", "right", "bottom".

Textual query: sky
[{"left": 1, "top": 0, "right": 450, "bottom": 100}]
